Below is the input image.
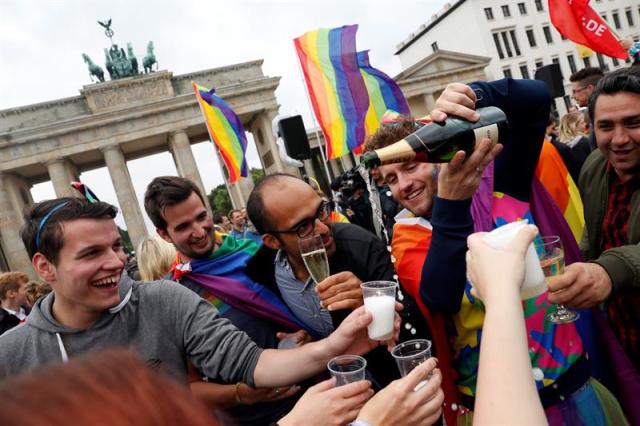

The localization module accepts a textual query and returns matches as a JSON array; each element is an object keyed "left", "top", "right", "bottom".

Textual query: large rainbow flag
[
  {"left": 170, "top": 236, "right": 311, "bottom": 334},
  {"left": 294, "top": 25, "right": 370, "bottom": 159},
  {"left": 535, "top": 140, "right": 585, "bottom": 243},
  {"left": 357, "top": 50, "right": 410, "bottom": 137},
  {"left": 192, "top": 82, "right": 248, "bottom": 183}
]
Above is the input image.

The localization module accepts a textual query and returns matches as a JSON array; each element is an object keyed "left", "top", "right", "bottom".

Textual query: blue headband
[{"left": 35, "top": 201, "right": 70, "bottom": 251}]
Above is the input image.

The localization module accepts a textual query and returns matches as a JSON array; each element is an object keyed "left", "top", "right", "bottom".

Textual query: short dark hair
[
  {"left": 144, "top": 176, "right": 206, "bottom": 231},
  {"left": 21, "top": 198, "right": 118, "bottom": 264},
  {"left": 364, "top": 116, "right": 421, "bottom": 152},
  {"left": 569, "top": 67, "right": 604, "bottom": 87},
  {"left": 228, "top": 209, "right": 242, "bottom": 220},
  {"left": 588, "top": 66, "right": 640, "bottom": 123},
  {"left": 246, "top": 173, "right": 299, "bottom": 234},
  {"left": 212, "top": 213, "right": 226, "bottom": 224}
]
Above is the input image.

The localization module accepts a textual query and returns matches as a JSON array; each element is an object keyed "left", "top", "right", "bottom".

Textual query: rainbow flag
[
  {"left": 535, "top": 140, "right": 585, "bottom": 242},
  {"left": 294, "top": 25, "right": 370, "bottom": 159},
  {"left": 171, "top": 236, "right": 311, "bottom": 334},
  {"left": 192, "top": 82, "right": 248, "bottom": 183},
  {"left": 357, "top": 50, "right": 410, "bottom": 137}
]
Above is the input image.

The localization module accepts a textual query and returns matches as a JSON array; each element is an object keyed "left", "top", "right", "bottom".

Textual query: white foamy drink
[
  {"left": 364, "top": 295, "right": 396, "bottom": 340},
  {"left": 482, "top": 220, "right": 546, "bottom": 299},
  {"left": 301, "top": 249, "right": 330, "bottom": 284}
]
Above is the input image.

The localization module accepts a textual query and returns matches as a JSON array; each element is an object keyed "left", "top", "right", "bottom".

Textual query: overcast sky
[{"left": 0, "top": 0, "right": 449, "bottom": 233}]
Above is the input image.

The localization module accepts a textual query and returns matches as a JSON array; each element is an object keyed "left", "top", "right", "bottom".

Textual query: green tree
[
  {"left": 208, "top": 184, "right": 233, "bottom": 215},
  {"left": 207, "top": 168, "right": 265, "bottom": 215},
  {"left": 117, "top": 226, "right": 134, "bottom": 254},
  {"left": 250, "top": 167, "right": 265, "bottom": 183}
]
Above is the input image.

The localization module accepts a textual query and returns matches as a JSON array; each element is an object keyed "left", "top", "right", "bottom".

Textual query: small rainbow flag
[
  {"left": 192, "top": 82, "right": 248, "bottom": 183},
  {"left": 294, "top": 25, "right": 370, "bottom": 159},
  {"left": 357, "top": 50, "right": 410, "bottom": 137},
  {"left": 535, "top": 140, "right": 585, "bottom": 242}
]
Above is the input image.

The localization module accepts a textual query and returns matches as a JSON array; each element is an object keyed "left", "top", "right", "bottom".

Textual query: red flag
[{"left": 549, "top": 0, "right": 628, "bottom": 59}]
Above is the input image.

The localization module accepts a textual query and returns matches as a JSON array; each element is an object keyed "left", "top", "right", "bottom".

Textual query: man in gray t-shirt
[{"left": 0, "top": 197, "right": 394, "bottom": 387}]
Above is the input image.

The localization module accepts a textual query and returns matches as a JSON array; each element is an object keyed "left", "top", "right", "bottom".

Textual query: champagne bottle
[{"left": 361, "top": 106, "right": 509, "bottom": 168}]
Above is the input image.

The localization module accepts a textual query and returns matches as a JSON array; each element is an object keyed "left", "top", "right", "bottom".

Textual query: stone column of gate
[
  {"left": 101, "top": 145, "right": 148, "bottom": 249},
  {"left": 168, "top": 130, "right": 212, "bottom": 214},
  {"left": 0, "top": 173, "right": 33, "bottom": 275},
  {"left": 46, "top": 158, "right": 76, "bottom": 198},
  {"left": 4, "top": 174, "right": 33, "bottom": 227}
]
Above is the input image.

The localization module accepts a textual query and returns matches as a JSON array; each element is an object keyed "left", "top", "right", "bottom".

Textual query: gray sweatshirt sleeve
[{"left": 161, "top": 281, "right": 263, "bottom": 386}]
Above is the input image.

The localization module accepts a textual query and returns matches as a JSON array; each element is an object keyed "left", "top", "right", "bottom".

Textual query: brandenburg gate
[{"left": 0, "top": 61, "right": 296, "bottom": 274}]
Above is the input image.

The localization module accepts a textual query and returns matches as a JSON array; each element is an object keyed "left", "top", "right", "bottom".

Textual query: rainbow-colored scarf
[{"left": 171, "top": 236, "right": 309, "bottom": 333}]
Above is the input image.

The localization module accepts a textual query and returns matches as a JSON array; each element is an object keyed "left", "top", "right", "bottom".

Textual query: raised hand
[
  {"left": 356, "top": 358, "right": 444, "bottom": 426},
  {"left": 278, "top": 378, "right": 373, "bottom": 426}
]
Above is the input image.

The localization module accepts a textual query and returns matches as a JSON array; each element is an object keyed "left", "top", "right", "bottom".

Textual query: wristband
[{"left": 351, "top": 420, "right": 372, "bottom": 426}]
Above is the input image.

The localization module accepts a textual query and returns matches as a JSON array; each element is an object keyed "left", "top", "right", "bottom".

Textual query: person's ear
[
  {"left": 262, "top": 234, "right": 281, "bottom": 251},
  {"left": 32, "top": 253, "right": 56, "bottom": 283},
  {"left": 157, "top": 228, "right": 172, "bottom": 244}
]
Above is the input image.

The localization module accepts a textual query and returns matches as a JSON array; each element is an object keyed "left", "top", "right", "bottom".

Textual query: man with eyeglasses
[
  {"left": 570, "top": 67, "right": 604, "bottom": 109},
  {"left": 246, "top": 173, "right": 431, "bottom": 387},
  {"left": 144, "top": 176, "right": 316, "bottom": 425}
]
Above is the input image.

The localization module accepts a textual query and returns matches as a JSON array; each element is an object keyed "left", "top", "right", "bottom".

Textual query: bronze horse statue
[
  {"left": 143, "top": 41, "right": 157, "bottom": 74},
  {"left": 82, "top": 53, "right": 105, "bottom": 83}
]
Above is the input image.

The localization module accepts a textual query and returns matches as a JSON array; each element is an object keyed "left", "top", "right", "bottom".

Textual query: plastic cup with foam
[{"left": 482, "top": 220, "right": 546, "bottom": 299}]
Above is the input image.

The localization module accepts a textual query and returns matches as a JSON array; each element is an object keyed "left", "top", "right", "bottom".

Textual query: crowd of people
[{"left": 0, "top": 63, "right": 638, "bottom": 426}]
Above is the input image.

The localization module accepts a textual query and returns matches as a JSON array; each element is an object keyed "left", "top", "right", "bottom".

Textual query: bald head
[{"left": 247, "top": 173, "right": 312, "bottom": 234}]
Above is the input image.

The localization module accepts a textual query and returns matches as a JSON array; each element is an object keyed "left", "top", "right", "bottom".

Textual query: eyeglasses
[
  {"left": 571, "top": 86, "right": 589, "bottom": 95},
  {"left": 266, "top": 201, "right": 332, "bottom": 238}
]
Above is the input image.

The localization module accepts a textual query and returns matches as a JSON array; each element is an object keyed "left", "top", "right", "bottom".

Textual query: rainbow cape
[
  {"left": 192, "top": 82, "right": 248, "bottom": 183},
  {"left": 535, "top": 140, "right": 585, "bottom": 242},
  {"left": 171, "top": 236, "right": 309, "bottom": 333},
  {"left": 294, "top": 25, "right": 370, "bottom": 159},
  {"left": 357, "top": 50, "right": 410, "bottom": 138}
]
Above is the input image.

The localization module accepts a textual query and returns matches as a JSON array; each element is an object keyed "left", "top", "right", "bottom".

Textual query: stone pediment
[{"left": 395, "top": 50, "right": 490, "bottom": 83}]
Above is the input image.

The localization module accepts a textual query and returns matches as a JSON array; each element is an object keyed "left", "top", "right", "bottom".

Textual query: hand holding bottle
[
  {"left": 437, "top": 138, "right": 502, "bottom": 201},
  {"left": 431, "top": 83, "right": 480, "bottom": 123}
]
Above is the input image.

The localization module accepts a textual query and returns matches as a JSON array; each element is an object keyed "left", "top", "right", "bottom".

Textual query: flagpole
[{"left": 292, "top": 47, "right": 336, "bottom": 188}]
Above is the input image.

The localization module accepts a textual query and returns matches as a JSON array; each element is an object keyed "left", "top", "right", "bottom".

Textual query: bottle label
[{"left": 472, "top": 123, "right": 499, "bottom": 146}]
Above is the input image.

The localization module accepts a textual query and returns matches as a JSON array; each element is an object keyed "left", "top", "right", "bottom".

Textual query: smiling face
[
  {"left": 158, "top": 192, "right": 215, "bottom": 262},
  {"left": 33, "top": 218, "right": 127, "bottom": 328},
  {"left": 378, "top": 160, "right": 438, "bottom": 217},
  {"left": 262, "top": 177, "right": 336, "bottom": 261},
  {"left": 593, "top": 92, "right": 640, "bottom": 182}
]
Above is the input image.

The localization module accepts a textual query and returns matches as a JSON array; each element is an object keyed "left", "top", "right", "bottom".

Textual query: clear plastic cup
[
  {"left": 361, "top": 281, "right": 397, "bottom": 340},
  {"left": 327, "top": 355, "right": 367, "bottom": 386},
  {"left": 392, "top": 339, "right": 432, "bottom": 391}
]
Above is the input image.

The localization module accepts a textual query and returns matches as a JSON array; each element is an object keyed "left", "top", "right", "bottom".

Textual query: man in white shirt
[{"left": 0, "top": 271, "right": 29, "bottom": 334}]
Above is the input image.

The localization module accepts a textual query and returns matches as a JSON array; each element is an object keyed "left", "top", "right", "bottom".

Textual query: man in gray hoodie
[{"left": 0, "top": 197, "right": 393, "bottom": 388}]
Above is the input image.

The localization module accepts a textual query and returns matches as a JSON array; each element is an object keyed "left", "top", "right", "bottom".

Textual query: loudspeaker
[
  {"left": 534, "top": 64, "right": 565, "bottom": 98},
  {"left": 278, "top": 115, "right": 312, "bottom": 161}
]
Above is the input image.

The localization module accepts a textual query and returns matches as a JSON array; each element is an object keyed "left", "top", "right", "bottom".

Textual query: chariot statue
[{"left": 81, "top": 18, "right": 158, "bottom": 83}]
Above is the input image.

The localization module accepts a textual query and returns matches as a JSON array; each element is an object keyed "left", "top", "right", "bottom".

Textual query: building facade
[{"left": 396, "top": 0, "right": 640, "bottom": 111}]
